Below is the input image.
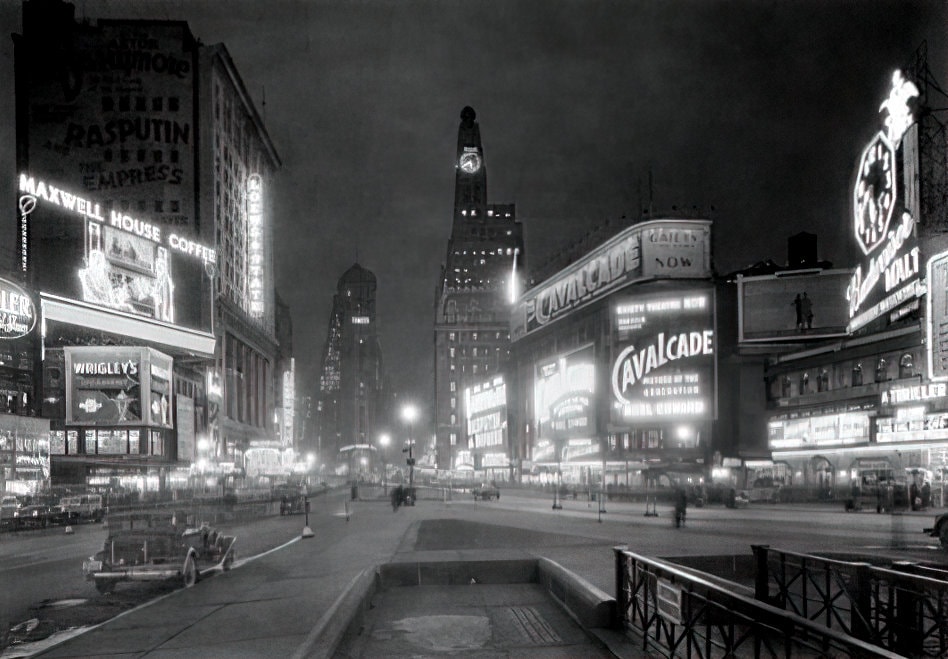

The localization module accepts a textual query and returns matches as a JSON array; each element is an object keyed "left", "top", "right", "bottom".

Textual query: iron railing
[
  {"left": 614, "top": 546, "right": 900, "bottom": 658},
  {"left": 753, "top": 545, "right": 948, "bottom": 658}
]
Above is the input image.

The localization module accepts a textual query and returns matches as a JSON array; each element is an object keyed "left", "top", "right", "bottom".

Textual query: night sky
[{"left": 0, "top": 0, "right": 945, "bottom": 410}]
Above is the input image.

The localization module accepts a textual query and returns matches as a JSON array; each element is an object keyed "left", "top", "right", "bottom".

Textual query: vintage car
[
  {"left": 83, "top": 510, "right": 236, "bottom": 593},
  {"left": 472, "top": 482, "right": 500, "bottom": 501},
  {"left": 274, "top": 484, "right": 307, "bottom": 515},
  {"left": 923, "top": 511, "right": 948, "bottom": 549}
]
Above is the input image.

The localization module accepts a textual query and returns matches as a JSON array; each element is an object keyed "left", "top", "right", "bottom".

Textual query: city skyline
[{"left": 0, "top": 0, "right": 945, "bottom": 418}]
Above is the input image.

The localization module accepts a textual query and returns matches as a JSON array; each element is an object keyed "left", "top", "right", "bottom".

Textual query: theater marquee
[{"left": 511, "top": 219, "right": 711, "bottom": 340}]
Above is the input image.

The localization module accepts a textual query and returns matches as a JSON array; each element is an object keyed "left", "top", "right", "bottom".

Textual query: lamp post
[
  {"left": 379, "top": 433, "right": 390, "bottom": 494},
  {"left": 402, "top": 404, "right": 418, "bottom": 503}
]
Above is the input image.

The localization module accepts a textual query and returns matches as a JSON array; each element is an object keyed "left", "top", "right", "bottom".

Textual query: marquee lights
[{"left": 247, "top": 174, "right": 265, "bottom": 317}]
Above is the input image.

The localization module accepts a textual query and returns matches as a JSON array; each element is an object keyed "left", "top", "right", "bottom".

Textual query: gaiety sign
[
  {"left": 610, "top": 290, "right": 715, "bottom": 421},
  {"left": 512, "top": 219, "right": 711, "bottom": 339},
  {"left": 0, "top": 277, "right": 36, "bottom": 340}
]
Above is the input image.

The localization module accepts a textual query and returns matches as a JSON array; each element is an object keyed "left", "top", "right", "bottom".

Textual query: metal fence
[
  {"left": 753, "top": 545, "right": 948, "bottom": 658},
  {"left": 614, "top": 546, "right": 902, "bottom": 658}
]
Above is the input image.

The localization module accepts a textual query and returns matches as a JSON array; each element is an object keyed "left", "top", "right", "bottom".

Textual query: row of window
[
  {"left": 773, "top": 353, "right": 916, "bottom": 398},
  {"left": 101, "top": 96, "right": 181, "bottom": 113},
  {"left": 447, "top": 331, "right": 508, "bottom": 342}
]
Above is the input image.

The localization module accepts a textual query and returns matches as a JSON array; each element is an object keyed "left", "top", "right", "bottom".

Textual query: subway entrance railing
[
  {"left": 752, "top": 544, "right": 948, "bottom": 658},
  {"left": 614, "top": 546, "right": 904, "bottom": 658}
]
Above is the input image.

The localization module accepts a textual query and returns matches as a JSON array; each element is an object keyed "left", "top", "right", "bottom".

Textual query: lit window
[
  {"left": 450, "top": 397, "right": 456, "bottom": 409},
  {"left": 875, "top": 358, "right": 888, "bottom": 383},
  {"left": 899, "top": 353, "right": 914, "bottom": 378},
  {"left": 450, "top": 381, "right": 456, "bottom": 392}
]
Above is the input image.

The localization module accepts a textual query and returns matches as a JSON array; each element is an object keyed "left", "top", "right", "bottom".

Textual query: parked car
[
  {"left": 923, "top": 511, "right": 948, "bottom": 549},
  {"left": 12, "top": 504, "right": 55, "bottom": 529},
  {"left": 83, "top": 510, "right": 236, "bottom": 593},
  {"left": 60, "top": 494, "right": 104, "bottom": 522},
  {"left": 473, "top": 482, "right": 500, "bottom": 501},
  {"left": 1, "top": 495, "right": 21, "bottom": 528},
  {"left": 733, "top": 491, "right": 751, "bottom": 508}
]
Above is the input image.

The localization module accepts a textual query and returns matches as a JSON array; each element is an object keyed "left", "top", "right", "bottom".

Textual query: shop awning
[{"left": 41, "top": 293, "right": 216, "bottom": 358}]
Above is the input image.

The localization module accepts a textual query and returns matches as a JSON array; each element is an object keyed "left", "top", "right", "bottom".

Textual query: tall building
[
  {"left": 10, "top": 0, "right": 284, "bottom": 493},
  {"left": 315, "top": 264, "right": 385, "bottom": 475},
  {"left": 434, "top": 107, "right": 524, "bottom": 473}
]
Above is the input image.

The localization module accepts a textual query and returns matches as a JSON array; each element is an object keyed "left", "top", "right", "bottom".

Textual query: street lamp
[
  {"left": 402, "top": 404, "right": 418, "bottom": 503},
  {"left": 379, "top": 433, "right": 390, "bottom": 494}
]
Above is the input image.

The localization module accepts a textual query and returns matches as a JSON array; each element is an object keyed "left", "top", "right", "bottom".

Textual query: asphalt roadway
[{"left": 17, "top": 490, "right": 947, "bottom": 658}]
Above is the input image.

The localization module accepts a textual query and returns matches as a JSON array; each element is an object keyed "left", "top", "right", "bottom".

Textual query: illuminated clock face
[
  {"left": 459, "top": 152, "right": 482, "bottom": 174},
  {"left": 853, "top": 133, "right": 896, "bottom": 255}
]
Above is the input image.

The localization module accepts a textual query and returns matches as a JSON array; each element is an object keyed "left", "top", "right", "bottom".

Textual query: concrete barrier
[{"left": 537, "top": 557, "right": 615, "bottom": 629}]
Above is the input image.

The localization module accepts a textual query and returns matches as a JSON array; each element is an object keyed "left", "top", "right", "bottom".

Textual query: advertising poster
[
  {"left": 533, "top": 345, "right": 596, "bottom": 464},
  {"left": 66, "top": 347, "right": 143, "bottom": 425},
  {"left": 465, "top": 375, "right": 506, "bottom": 449},
  {"left": 176, "top": 395, "right": 195, "bottom": 464},
  {"left": 738, "top": 271, "right": 851, "bottom": 341},
  {"left": 148, "top": 350, "right": 173, "bottom": 427},
  {"left": 610, "top": 288, "right": 715, "bottom": 423}
]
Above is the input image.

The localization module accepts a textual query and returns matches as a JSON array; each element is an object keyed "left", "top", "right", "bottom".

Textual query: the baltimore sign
[
  {"left": 846, "top": 70, "right": 922, "bottom": 333},
  {"left": 512, "top": 219, "right": 711, "bottom": 340}
]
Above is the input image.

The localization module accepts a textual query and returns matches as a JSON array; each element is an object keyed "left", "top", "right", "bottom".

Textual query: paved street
[{"left": 0, "top": 490, "right": 943, "bottom": 657}]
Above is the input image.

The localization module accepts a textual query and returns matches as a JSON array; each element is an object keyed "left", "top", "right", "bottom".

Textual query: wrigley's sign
[{"left": 512, "top": 219, "right": 711, "bottom": 339}]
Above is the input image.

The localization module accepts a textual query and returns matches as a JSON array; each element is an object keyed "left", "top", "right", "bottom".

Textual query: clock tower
[
  {"left": 434, "top": 107, "right": 525, "bottom": 476},
  {"left": 454, "top": 106, "right": 487, "bottom": 225}
]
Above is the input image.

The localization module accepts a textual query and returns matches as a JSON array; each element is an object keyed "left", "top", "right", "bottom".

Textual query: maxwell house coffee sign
[
  {"left": 611, "top": 289, "right": 715, "bottom": 421},
  {"left": 0, "top": 277, "right": 35, "bottom": 340}
]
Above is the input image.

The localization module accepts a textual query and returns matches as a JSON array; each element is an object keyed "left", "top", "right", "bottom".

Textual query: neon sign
[
  {"left": 18, "top": 174, "right": 216, "bottom": 264},
  {"left": 0, "top": 277, "right": 36, "bottom": 340},
  {"left": 846, "top": 70, "right": 920, "bottom": 332},
  {"left": 514, "top": 219, "right": 711, "bottom": 339},
  {"left": 247, "top": 174, "right": 265, "bottom": 317},
  {"left": 610, "top": 290, "right": 714, "bottom": 421}
]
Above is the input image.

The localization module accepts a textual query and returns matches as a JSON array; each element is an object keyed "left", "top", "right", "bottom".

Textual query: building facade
[
  {"left": 10, "top": 0, "right": 284, "bottom": 494},
  {"left": 749, "top": 60, "right": 948, "bottom": 507},
  {"left": 315, "top": 264, "right": 385, "bottom": 476},
  {"left": 508, "top": 218, "right": 716, "bottom": 490},
  {"left": 434, "top": 106, "right": 524, "bottom": 473}
]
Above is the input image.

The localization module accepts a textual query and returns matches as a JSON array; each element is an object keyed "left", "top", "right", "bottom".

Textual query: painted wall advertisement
[
  {"left": 610, "top": 288, "right": 715, "bottom": 422},
  {"left": 18, "top": 21, "right": 213, "bottom": 331},
  {"left": 65, "top": 346, "right": 173, "bottom": 428},
  {"left": 533, "top": 345, "right": 597, "bottom": 464}
]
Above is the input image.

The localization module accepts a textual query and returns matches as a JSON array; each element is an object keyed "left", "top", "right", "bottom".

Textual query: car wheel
[
  {"left": 183, "top": 555, "right": 198, "bottom": 588},
  {"left": 939, "top": 523, "right": 948, "bottom": 550}
]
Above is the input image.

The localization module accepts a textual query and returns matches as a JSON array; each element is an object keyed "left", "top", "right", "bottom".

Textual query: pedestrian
[
  {"left": 674, "top": 487, "right": 687, "bottom": 528},
  {"left": 391, "top": 485, "right": 402, "bottom": 512}
]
